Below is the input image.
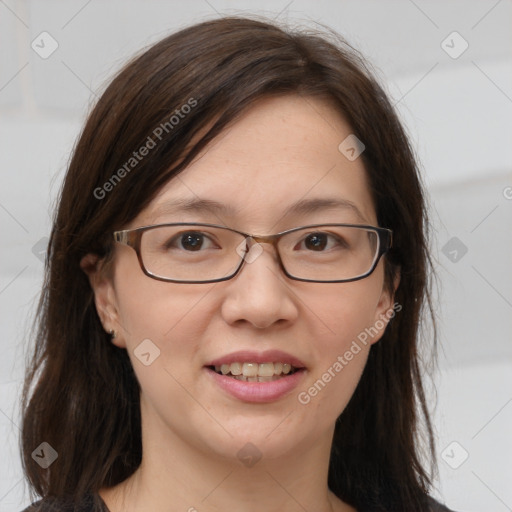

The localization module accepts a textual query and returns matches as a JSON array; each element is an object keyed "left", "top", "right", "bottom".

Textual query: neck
[{"left": 100, "top": 406, "right": 355, "bottom": 512}]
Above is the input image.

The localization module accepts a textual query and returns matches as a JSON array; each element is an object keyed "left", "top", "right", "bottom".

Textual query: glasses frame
[{"left": 113, "top": 222, "right": 393, "bottom": 284}]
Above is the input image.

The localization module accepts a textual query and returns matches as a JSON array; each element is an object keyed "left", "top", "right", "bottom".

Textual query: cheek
[
  {"left": 296, "top": 278, "right": 384, "bottom": 417},
  {"left": 308, "top": 273, "right": 385, "bottom": 351},
  {"left": 114, "top": 250, "right": 216, "bottom": 345},
  {"left": 113, "top": 275, "right": 212, "bottom": 415}
]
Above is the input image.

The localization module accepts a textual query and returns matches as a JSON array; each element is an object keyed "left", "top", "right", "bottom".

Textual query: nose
[{"left": 220, "top": 239, "right": 299, "bottom": 329}]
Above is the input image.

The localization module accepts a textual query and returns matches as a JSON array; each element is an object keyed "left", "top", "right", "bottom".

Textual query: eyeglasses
[{"left": 113, "top": 222, "right": 392, "bottom": 284}]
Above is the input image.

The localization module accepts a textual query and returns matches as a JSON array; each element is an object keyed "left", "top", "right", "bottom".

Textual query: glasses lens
[
  {"left": 139, "top": 224, "right": 380, "bottom": 282},
  {"left": 279, "top": 225, "right": 379, "bottom": 281},
  {"left": 141, "top": 225, "right": 244, "bottom": 282}
]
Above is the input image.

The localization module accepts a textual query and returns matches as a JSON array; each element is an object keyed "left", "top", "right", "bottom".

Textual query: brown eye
[
  {"left": 165, "top": 231, "right": 215, "bottom": 251},
  {"left": 179, "top": 232, "right": 205, "bottom": 251},
  {"left": 304, "top": 233, "right": 328, "bottom": 251},
  {"left": 299, "top": 232, "right": 347, "bottom": 252}
]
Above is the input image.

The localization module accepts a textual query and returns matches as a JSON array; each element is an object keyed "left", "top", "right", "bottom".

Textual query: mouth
[
  {"left": 207, "top": 362, "right": 302, "bottom": 382},
  {"left": 203, "top": 350, "right": 307, "bottom": 402}
]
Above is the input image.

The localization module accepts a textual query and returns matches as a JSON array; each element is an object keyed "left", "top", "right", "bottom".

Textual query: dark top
[{"left": 21, "top": 493, "right": 458, "bottom": 511}]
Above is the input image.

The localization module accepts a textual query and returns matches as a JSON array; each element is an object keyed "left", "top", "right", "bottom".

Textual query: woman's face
[{"left": 86, "top": 94, "right": 396, "bottom": 466}]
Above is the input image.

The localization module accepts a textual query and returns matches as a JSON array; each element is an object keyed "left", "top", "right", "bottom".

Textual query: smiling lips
[
  {"left": 205, "top": 349, "right": 305, "bottom": 377},
  {"left": 204, "top": 350, "right": 306, "bottom": 401}
]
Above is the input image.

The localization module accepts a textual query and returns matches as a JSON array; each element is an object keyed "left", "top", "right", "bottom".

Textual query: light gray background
[{"left": 1, "top": 1, "right": 511, "bottom": 511}]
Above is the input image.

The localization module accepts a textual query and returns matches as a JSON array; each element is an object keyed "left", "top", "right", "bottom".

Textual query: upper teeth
[{"left": 215, "top": 362, "right": 294, "bottom": 377}]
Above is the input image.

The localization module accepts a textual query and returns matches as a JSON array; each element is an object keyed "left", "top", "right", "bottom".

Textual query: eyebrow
[{"left": 151, "top": 196, "right": 368, "bottom": 223}]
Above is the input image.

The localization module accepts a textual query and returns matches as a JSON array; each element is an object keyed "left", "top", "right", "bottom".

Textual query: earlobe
[
  {"left": 370, "top": 268, "right": 401, "bottom": 345},
  {"left": 80, "top": 253, "right": 126, "bottom": 348}
]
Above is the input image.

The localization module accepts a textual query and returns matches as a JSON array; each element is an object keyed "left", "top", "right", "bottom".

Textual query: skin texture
[{"left": 81, "top": 94, "right": 399, "bottom": 512}]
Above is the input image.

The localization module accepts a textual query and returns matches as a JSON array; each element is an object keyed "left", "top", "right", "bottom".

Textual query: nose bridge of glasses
[
  {"left": 248, "top": 232, "right": 280, "bottom": 246},
  {"left": 234, "top": 233, "right": 284, "bottom": 267},
  {"left": 242, "top": 232, "right": 283, "bottom": 256}
]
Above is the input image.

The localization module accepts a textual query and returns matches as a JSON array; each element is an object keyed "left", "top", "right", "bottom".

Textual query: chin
[{"left": 198, "top": 420, "right": 309, "bottom": 464}]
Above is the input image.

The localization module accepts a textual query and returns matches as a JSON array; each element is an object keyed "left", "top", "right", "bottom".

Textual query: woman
[{"left": 20, "top": 16, "right": 456, "bottom": 512}]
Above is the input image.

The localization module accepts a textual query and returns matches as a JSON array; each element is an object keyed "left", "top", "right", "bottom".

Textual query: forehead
[{"left": 138, "top": 94, "right": 377, "bottom": 229}]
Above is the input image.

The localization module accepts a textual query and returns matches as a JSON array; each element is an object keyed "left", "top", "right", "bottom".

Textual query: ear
[
  {"left": 369, "top": 268, "right": 401, "bottom": 346},
  {"left": 80, "top": 253, "right": 126, "bottom": 348}
]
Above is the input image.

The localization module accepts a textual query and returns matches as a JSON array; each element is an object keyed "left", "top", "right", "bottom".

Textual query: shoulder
[
  {"left": 426, "top": 495, "right": 460, "bottom": 512},
  {"left": 20, "top": 493, "right": 108, "bottom": 512}
]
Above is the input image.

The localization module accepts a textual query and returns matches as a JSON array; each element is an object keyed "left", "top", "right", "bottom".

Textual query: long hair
[{"left": 21, "top": 16, "right": 438, "bottom": 511}]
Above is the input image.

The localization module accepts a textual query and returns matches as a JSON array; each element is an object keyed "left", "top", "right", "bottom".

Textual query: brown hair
[{"left": 21, "top": 16, "right": 438, "bottom": 511}]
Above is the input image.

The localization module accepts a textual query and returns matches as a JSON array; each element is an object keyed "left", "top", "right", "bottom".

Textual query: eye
[
  {"left": 299, "top": 232, "right": 347, "bottom": 252},
  {"left": 167, "top": 231, "right": 217, "bottom": 251}
]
